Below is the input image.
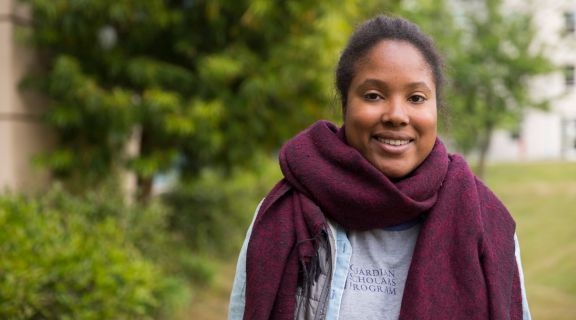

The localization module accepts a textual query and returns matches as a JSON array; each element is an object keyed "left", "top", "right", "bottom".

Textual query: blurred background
[{"left": 0, "top": 0, "right": 575, "bottom": 319}]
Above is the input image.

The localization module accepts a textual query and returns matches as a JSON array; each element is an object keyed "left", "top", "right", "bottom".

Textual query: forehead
[{"left": 354, "top": 40, "right": 434, "bottom": 82}]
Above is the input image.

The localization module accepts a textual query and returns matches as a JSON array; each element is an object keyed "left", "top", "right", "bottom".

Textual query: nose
[{"left": 381, "top": 98, "right": 409, "bottom": 126}]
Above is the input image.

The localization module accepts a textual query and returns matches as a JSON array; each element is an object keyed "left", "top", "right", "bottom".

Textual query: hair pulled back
[{"left": 336, "top": 15, "right": 445, "bottom": 111}]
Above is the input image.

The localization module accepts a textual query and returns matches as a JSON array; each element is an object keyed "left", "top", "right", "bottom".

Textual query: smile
[{"left": 375, "top": 138, "right": 412, "bottom": 146}]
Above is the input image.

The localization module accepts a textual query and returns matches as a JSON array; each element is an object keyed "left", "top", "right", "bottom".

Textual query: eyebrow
[
  {"left": 358, "top": 78, "right": 433, "bottom": 93},
  {"left": 405, "top": 81, "right": 433, "bottom": 93}
]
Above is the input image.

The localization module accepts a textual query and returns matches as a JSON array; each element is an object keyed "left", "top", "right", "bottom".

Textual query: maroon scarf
[{"left": 244, "top": 120, "right": 522, "bottom": 319}]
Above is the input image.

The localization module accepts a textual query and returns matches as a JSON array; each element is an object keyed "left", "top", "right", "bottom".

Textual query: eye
[
  {"left": 364, "top": 92, "right": 382, "bottom": 101},
  {"left": 408, "top": 94, "right": 427, "bottom": 104}
]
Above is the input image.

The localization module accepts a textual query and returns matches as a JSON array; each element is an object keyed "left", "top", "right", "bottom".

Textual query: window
[
  {"left": 564, "top": 65, "right": 575, "bottom": 87},
  {"left": 564, "top": 11, "right": 576, "bottom": 34}
]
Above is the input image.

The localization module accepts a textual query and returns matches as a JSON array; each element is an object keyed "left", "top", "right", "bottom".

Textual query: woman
[{"left": 228, "top": 15, "right": 530, "bottom": 320}]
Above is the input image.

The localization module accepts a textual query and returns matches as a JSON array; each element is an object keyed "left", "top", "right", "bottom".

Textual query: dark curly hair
[{"left": 336, "top": 15, "right": 445, "bottom": 113}]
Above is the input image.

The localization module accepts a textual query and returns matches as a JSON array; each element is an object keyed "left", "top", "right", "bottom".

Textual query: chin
[{"left": 377, "top": 167, "right": 410, "bottom": 179}]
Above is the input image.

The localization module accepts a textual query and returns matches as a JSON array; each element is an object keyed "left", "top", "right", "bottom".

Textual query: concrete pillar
[{"left": 0, "top": 0, "right": 53, "bottom": 193}]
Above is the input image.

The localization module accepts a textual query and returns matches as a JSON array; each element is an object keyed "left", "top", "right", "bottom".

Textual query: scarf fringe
[{"left": 295, "top": 229, "right": 329, "bottom": 317}]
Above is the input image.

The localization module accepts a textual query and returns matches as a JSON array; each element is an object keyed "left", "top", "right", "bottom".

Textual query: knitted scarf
[{"left": 244, "top": 120, "right": 522, "bottom": 319}]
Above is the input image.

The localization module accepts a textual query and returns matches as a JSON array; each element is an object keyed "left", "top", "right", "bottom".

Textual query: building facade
[
  {"left": 489, "top": 0, "right": 576, "bottom": 161},
  {"left": 0, "top": 0, "right": 52, "bottom": 193}
]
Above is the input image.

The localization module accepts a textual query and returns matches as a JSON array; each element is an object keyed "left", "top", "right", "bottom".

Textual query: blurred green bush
[
  {"left": 163, "top": 157, "right": 281, "bottom": 258},
  {"left": 0, "top": 155, "right": 281, "bottom": 319},
  {"left": 0, "top": 183, "right": 195, "bottom": 319}
]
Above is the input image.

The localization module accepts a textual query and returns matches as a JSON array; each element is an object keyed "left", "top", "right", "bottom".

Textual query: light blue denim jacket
[{"left": 228, "top": 212, "right": 532, "bottom": 320}]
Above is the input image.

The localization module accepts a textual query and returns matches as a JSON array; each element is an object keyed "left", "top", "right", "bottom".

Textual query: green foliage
[
  {"left": 448, "top": 0, "right": 552, "bottom": 152},
  {"left": 163, "top": 154, "right": 282, "bottom": 257},
  {"left": 0, "top": 183, "right": 217, "bottom": 319},
  {"left": 0, "top": 189, "right": 161, "bottom": 319},
  {"left": 19, "top": 0, "right": 552, "bottom": 188},
  {"left": 19, "top": 0, "right": 401, "bottom": 198}
]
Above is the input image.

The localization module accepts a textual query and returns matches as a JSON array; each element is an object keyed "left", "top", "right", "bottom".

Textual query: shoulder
[
  {"left": 466, "top": 172, "right": 516, "bottom": 255},
  {"left": 443, "top": 154, "right": 515, "bottom": 234},
  {"left": 474, "top": 176, "right": 516, "bottom": 230},
  {"left": 258, "top": 180, "right": 292, "bottom": 214}
]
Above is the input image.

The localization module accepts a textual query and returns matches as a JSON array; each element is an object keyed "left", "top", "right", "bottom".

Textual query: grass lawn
[
  {"left": 484, "top": 161, "right": 576, "bottom": 320},
  {"left": 187, "top": 161, "right": 576, "bottom": 319}
]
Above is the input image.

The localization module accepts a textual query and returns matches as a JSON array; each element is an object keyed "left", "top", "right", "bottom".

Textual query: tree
[
  {"left": 400, "top": 0, "right": 553, "bottom": 177},
  {"left": 19, "top": 0, "right": 402, "bottom": 200},
  {"left": 453, "top": 0, "right": 553, "bottom": 176}
]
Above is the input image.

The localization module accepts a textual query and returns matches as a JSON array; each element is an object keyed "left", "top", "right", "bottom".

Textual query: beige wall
[{"left": 0, "top": 0, "right": 53, "bottom": 193}]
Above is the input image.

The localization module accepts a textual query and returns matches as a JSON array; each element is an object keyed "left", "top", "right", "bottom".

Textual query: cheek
[
  {"left": 417, "top": 107, "right": 438, "bottom": 131},
  {"left": 414, "top": 109, "right": 438, "bottom": 147},
  {"left": 422, "top": 121, "right": 438, "bottom": 152},
  {"left": 343, "top": 101, "right": 363, "bottom": 128},
  {"left": 345, "top": 99, "right": 381, "bottom": 124},
  {"left": 343, "top": 107, "right": 371, "bottom": 148}
]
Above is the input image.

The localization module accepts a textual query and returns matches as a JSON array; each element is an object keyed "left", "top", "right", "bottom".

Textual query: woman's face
[{"left": 344, "top": 40, "right": 437, "bottom": 178}]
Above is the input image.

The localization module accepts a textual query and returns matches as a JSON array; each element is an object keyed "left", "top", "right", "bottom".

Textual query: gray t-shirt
[{"left": 338, "top": 222, "right": 420, "bottom": 320}]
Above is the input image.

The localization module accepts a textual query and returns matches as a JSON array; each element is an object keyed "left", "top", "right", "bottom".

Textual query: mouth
[{"left": 375, "top": 137, "right": 412, "bottom": 146}]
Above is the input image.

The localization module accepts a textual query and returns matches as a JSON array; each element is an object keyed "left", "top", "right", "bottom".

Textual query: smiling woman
[
  {"left": 228, "top": 15, "right": 531, "bottom": 320},
  {"left": 343, "top": 40, "right": 437, "bottom": 178}
]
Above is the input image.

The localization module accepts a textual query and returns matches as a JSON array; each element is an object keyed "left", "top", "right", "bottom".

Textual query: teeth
[{"left": 377, "top": 138, "right": 410, "bottom": 146}]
